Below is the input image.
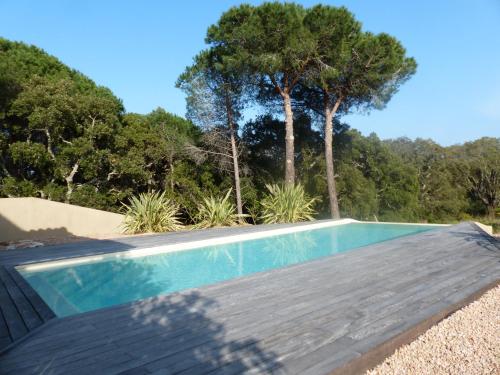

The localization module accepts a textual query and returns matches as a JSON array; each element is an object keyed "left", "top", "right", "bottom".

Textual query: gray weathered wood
[
  {"left": 0, "top": 268, "right": 28, "bottom": 342},
  {"left": 0, "top": 221, "right": 498, "bottom": 375}
]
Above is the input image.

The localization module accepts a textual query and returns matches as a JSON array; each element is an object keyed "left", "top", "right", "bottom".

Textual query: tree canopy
[
  {"left": 207, "top": 2, "right": 317, "bottom": 185},
  {"left": 1, "top": 1, "right": 498, "bottom": 232}
]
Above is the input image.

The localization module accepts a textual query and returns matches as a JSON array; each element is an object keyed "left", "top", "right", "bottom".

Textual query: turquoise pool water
[{"left": 19, "top": 223, "right": 438, "bottom": 317}]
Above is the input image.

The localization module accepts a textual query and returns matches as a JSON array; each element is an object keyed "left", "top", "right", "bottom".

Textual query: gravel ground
[{"left": 367, "top": 285, "right": 500, "bottom": 374}]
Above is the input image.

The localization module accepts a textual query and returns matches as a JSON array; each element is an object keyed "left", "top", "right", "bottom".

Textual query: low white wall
[
  {"left": 473, "top": 221, "right": 494, "bottom": 236},
  {"left": 0, "top": 197, "right": 124, "bottom": 242}
]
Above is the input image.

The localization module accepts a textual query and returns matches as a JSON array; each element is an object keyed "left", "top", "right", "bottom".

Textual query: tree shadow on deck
[
  {"left": 0, "top": 216, "right": 283, "bottom": 373},
  {"left": 0, "top": 272, "right": 282, "bottom": 374},
  {"left": 120, "top": 291, "right": 282, "bottom": 374},
  {"left": 448, "top": 223, "right": 500, "bottom": 259}
]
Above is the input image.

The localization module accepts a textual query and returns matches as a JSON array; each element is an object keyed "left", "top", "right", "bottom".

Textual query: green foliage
[
  {"left": 114, "top": 109, "right": 198, "bottom": 195},
  {"left": 71, "top": 185, "right": 123, "bottom": 212},
  {"left": 301, "top": 5, "right": 417, "bottom": 109},
  {"left": 260, "top": 184, "right": 318, "bottom": 224},
  {"left": 326, "top": 129, "right": 418, "bottom": 221},
  {"left": 0, "top": 176, "right": 38, "bottom": 197},
  {"left": 336, "top": 165, "right": 378, "bottom": 220},
  {"left": 121, "top": 191, "right": 182, "bottom": 234},
  {"left": 194, "top": 189, "right": 245, "bottom": 228},
  {"left": 460, "top": 138, "right": 500, "bottom": 218},
  {"left": 177, "top": 47, "right": 248, "bottom": 130},
  {"left": 206, "top": 2, "right": 315, "bottom": 84},
  {"left": 9, "top": 141, "right": 53, "bottom": 179},
  {"left": 0, "top": 24, "right": 497, "bottom": 231},
  {"left": 243, "top": 113, "right": 324, "bottom": 183},
  {"left": 386, "top": 137, "right": 500, "bottom": 222},
  {"left": 385, "top": 138, "right": 468, "bottom": 221},
  {"left": 0, "top": 37, "right": 203, "bottom": 213},
  {"left": 0, "top": 38, "right": 126, "bottom": 207},
  {"left": 207, "top": 2, "right": 318, "bottom": 183},
  {"left": 177, "top": 45, "right": 251, "bottom": 219}
]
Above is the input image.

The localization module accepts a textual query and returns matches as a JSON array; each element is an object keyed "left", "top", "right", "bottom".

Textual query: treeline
[{"left": 0, "top": 5, "right": 498, "bottom": 226}]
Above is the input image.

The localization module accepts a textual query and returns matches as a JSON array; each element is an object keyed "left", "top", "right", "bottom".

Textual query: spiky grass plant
[
  {"left": 195, "top": 189, "right": 246, "bottom": 228},
  {"left": 121, "top": 191, "right": 182, "bottom": 234},
  {"left": 260, "top": 184, "right": 318, "bottom": 224}
]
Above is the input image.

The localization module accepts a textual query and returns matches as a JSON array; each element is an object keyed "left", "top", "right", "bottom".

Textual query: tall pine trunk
[
  {"left": 283, "top": 92, "right": 295, "bottom": 185},
  {"left": 324, "top": 94, "right": 342, "bottom": 219},
  {"left": 229, "top": 122, "right": 243, "bottom": 221},
  {"left": 226, "top": 96, "right": 244, "bottom": 222}
]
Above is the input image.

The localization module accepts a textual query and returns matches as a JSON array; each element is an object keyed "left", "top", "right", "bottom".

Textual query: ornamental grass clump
[
  {"left": 260, "top": 184, "right": 318, "bottom": 224},
  {"left": 121, "top": 191, "right": 182, "bottom": 234},
  {"left": 195, "top": 189, "right": 246, "bottom": 228}
]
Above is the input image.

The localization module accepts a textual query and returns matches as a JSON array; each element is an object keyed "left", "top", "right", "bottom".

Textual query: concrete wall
[{"left": 0, "top": 198, "right": 124, "bottom": 242}]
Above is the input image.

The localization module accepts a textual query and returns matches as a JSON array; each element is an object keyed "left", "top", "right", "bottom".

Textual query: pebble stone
[{"left": 367, "top": 285, "right": 500, "bottom": 375}]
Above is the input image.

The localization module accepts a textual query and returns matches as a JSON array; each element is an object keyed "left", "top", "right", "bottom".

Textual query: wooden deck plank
[
  {"left": 6, "top": 268, "right": 55, "bottom": 322},
  {"left": 134, "top": 259, "right": 497, "bottom": 375},
  {"left": 22, "top": 231, "right": 462, "bottom": 334},
  {"left": 0, "top": 221, "right": 498, "bottom": 375},
  {"left": 5, "top": 238, "right": 464, "bottom": 358},
  {"left": 0, "top": 269, "right": 28, "bottom": 342},
  {"left": 0, "top": 298, "right": 11, "bottom": 342},
  {"left": 25, "top": 245, "right": 498, "bottom": 372},
  {"left": 0, "top": 267, "right": 42, "bottom": 332},
  {"left": 2, "top": 248, "right": 496, "bottom": 352}
]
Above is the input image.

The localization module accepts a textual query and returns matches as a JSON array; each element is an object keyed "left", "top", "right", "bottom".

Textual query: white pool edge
[{"left": 17, "top": 219, "right": 448, "bottom": 272}]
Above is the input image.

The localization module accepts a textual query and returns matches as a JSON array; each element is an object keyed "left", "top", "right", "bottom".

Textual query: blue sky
[{"left": 1, "top": 0, "right": 499, "bottom": 145}]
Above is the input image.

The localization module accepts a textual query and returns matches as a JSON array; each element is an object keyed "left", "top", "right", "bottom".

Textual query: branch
[
  {"left": 289, "top": 65, "right": 307, "bottom": 89},
  {"left": 65, "top": 161, "right": 79, "bottom": 183},
  {"left": 60, "top": 137, "right": 73, "bottom": 145},
  {"left": 106, "top": 170, "right": 119, "bottom": 182},
  {"left": 197, "top": 149, "right": 233, "bottom": 159},
  {"left": 41, "top": 128, "right": 56, "bottom": 160},
  {"left": 269, "top": 74, "right": 284, "bottom": 97},
  {"left": 89, "top": 115, "right": 97, "bottom": 129}
]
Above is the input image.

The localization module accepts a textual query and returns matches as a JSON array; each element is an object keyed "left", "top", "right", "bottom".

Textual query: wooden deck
[
  {"left": 0, "top": 221, "right": 498, "bottom": 374},
  {"left": 0, "top": 266, "right": 54, "bottom": 350}
]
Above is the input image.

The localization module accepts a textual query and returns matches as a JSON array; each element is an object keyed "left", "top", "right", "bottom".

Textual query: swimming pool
[{"left": 18, "top": 221, "right": 441, "bottom": 317}]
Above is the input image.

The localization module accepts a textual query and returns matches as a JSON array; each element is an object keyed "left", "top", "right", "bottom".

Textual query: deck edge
[{"left": 329, "top": 278, "right": 500, "bottom": 375}]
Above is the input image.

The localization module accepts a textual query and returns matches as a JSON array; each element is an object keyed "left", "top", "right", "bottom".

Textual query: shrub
[
  {"left": 121, "top": 191, "right": 182, "bottom": 234},
  {"left": 260, "top": 184, "right": 318, "bottom": 224},
  {"left": 195, "top": 189, "right": 246, "bottom": 228}
]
